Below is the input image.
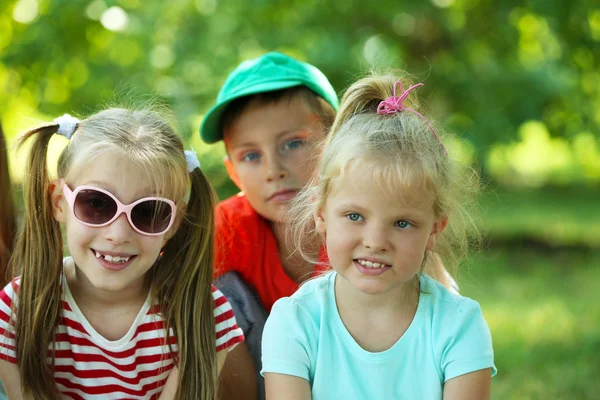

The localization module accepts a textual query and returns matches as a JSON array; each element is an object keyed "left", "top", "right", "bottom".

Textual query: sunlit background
[{"left": 1, "top": 0, "right": 599, "bottom": 398}]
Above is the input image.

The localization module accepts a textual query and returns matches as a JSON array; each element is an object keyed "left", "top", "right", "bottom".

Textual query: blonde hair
[
  {"left": 289, "top": 73, "right": 481, "bottom": 283},
  {"left": 9, "top": 107, "right": 217, "bottom": 399}
]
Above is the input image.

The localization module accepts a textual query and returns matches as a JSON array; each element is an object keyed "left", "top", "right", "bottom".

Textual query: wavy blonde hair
[
  {"left": 289, "top": 72, "right": 482, "bottom": 284},
  {"left": 9, "top": 107, "right": 217, "bottom": 399}
]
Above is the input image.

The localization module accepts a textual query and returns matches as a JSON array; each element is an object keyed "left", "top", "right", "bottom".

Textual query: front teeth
[
  {"left": 94, "top": 250, "right": 131, "bottom": 264},
  {"left": 358, "top": 259, "right": 388, "bottom": 269}
]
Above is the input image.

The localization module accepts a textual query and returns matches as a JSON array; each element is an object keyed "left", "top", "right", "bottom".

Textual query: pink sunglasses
[{"left": 61, "top": 180, "right": 177, "bottom": 236}]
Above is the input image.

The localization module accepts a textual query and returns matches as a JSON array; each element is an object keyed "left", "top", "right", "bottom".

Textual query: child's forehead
[
  {"left": 66, "top": 150, "right": 185, "bottom": 200},
  {"left": 223, "top": 96, "right": 321, "bottom": 149},
  {"left": 327, "top": 158, "right": 436, "bottom": 207}
]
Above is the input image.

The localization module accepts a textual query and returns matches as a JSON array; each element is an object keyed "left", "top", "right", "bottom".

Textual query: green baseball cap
[{"left": 200, "top": 52, "right": 339, "bottom": 144}]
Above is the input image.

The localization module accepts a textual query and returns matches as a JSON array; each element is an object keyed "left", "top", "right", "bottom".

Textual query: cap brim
[{"left": 200, "top": 79, "right": 308, "bottom": 144}]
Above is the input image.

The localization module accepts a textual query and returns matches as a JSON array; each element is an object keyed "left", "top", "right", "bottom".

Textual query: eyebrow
[
  {"left": 83, "top": 181, "right": 158, "bottom": 198},
  {"left": 337, "top": 202, "right": 366, "bottom": 212}
]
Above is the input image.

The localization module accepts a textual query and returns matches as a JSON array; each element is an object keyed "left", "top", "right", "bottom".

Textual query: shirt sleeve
[
  {"left": 212, "top": 285, "right": 244, "bottom": 352},
  {"left": 437, "top": 298, "right": 497, "bottom": 381},
  {"left": 0, "top": 279, "right": 19, "bottom": 364},
  {"left": 261, "top": 297, "right": 317, "bottom": 382}
]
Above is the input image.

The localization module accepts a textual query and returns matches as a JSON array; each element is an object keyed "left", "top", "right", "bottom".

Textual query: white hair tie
[
  {"left": 185, "top": 149, "right": 201, "bottom": 173},
  {"left": 54, "top": 114, "right": 80, "bottom": 139}
]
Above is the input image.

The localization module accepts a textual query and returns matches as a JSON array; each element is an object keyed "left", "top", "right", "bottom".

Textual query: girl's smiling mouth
[
  {"left": 354, "top": 258, "right": 392, "bottom": 276},
  {"left": 92, "top": 249, "right": 137, "bottom": 271}
]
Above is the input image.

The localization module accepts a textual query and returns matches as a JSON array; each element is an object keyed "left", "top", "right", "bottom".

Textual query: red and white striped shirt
[{"left": 0, "top": 276, "right": 244, "bottom": 399}]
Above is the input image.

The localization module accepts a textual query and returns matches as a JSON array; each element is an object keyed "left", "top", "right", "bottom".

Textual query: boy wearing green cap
[{"left": 201, "top": 52, "right": 338, "bottom": 400}]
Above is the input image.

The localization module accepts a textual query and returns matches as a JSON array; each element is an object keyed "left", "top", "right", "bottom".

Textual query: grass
[
  {"left": 459, "top": 246, "right": 600, "bottom": 399},
  {"left": 480, "top": 186, "right": 600, "bottom": 248}
]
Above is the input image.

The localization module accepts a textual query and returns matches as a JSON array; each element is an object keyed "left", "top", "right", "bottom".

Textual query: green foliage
[
  {"left": 481, "top": 186, "right": 600, "bottom": 248},
  {"left": 1, "top": 0, "right": 599, "bottom": 188},
  {"left": 461, "top": 247, "right": 600, "bottom": 399}
]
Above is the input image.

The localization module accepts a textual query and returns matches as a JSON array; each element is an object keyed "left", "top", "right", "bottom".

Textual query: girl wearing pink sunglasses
[{"left": 0, "top": 108, "right": 244, "bottom": 399}]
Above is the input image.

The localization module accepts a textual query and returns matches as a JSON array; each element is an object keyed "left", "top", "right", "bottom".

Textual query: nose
[
  {"left": 363, "top": 224, "right": 387, "bottom": 253},
  {"left": 104, "top": 212, "right": 134, "bottom": 243},
  {"left": 264, "top": 152, "right": 288, "bottom": 182}
]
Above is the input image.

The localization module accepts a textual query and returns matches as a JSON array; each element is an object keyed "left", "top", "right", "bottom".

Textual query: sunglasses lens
[
  {"left": 74, "top": 189, "right": 118, "bottom": 225},
  {"left": 131, "top": 200, "right": 173, "bottom": 234}
]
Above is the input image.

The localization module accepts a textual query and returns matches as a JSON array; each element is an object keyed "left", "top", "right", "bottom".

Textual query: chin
[
  {"left": 350, "top": 280, "right": 391, "bottom": 295},
  {"left": 88, "top": 277, "right": 130, "bottom": 292}
]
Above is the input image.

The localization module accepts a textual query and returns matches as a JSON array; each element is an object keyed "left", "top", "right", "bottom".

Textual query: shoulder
[
  {"left": 291, "top": 272, "right": 333, "bottom": 303},
  {"left": 421, "top": 274, "right": 485, "bottom": 326},
  {"left": 0, "top": 278, "right": 21, "bottom": 310},
  {"left": 214, "top": 193, "right": 267, "bottom": 247},
  {"left": 421, "top": 275, "right": 496, "bottom": 379},
  {"left": 215, "top": 193, "right": 258, "bottom": 223},
  {"left": 214, "top": 193, "right": 270, "bottom": 274},
  {"left": 269, "top": 272, "right": 334, "bottom": 329},
  {"left": 212, "top": 285, "right": 235, "bottom": 317},
  {"left": 0, "top": 278, "right": 21, "bottom": 364},
  {"left": 211, "top": 285, "right": 245, "bottom": 352},
  {"left": 261, "top": 274, "right": 335, "bottom": 379}
]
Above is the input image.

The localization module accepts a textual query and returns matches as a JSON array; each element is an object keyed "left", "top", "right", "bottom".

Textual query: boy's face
[{"left": 224, "top": 95, "right": 325, "bottom": 223}]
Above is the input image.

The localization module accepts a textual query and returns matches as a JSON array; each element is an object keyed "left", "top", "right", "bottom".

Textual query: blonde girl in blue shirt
[{"left": 261, "top": 74, "right": 496, "bottom": 399}]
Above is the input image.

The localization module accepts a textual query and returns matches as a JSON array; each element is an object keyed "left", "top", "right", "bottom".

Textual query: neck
[
  {"left": 66, "top": 259, "right": 149, "bottom": 310},
  {"left": 270, "top": 221, "right": 318, "bottom": 284},
  {"left": 335, "top": 273, "right": 420, "bottom": 315}
]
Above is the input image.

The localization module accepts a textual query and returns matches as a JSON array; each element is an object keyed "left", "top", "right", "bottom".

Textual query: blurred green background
[{"left": 1, "top": 0, "right": 599, "bottom": 398}]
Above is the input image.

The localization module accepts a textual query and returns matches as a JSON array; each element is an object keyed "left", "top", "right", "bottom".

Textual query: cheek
[
  {"left": 398, "top": 232, "right": 430, "bottom": 254},
  {"left": 139, "top": 236, "right": 165, "bottom": 257},
  {"left": 234, "top": 166, "right": 261, "bottom": 192},
  {"left": 325, "top": 221, "right": 354, "bottom": 251},
  {"left": 288, "top": 150, "right": 316, "bottom": 184},
  {"left": 65, "top": 217, "right": 86, "bottom": 238},
  {"left": 64, "top": 219, "right": 95, "bottom": 253}
]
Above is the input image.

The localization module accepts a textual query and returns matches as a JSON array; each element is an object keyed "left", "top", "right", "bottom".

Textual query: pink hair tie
[{"left": 377, "top": 82, "right": 447, "bottom": 155}]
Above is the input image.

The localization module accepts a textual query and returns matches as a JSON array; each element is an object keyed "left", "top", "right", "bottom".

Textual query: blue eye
[
  {"left": 282, "top": 139, "right": 306, "bottom": 151},
  {"left": 241, "top": 152, "right": 260, "bottom": 162},
  {"left": 395, "top": 220, "right": 411, "bottom": 229},
  {"left": 347, "top": 213, "right": 363, "bottom": 222}
]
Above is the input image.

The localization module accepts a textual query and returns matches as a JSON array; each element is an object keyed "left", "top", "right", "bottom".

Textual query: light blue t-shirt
[{"left": 261, "top": 272, "right": 496, "bottom": 400}]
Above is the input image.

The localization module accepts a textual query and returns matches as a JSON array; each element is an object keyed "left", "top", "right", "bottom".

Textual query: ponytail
[
  {"left": 328, "top": 74, "right": 417, "bottom": 142},
  {"left": 153, "top": 167, "right": 218, "bottom": 400},
  {"left": 10, "top": 123, "right": 64, "bottom": 399}
]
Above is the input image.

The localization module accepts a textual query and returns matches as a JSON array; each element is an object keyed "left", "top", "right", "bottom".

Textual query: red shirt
[{"left": 214, "top": 193, "right": 326, "bottom": 312}]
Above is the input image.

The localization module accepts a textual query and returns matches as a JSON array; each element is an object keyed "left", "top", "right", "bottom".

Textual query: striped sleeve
[
  {"left": 0, "top": 279, "right": 19, "bottom": 364},
  {"left": 212, "top": 285, "right": 244, "bottom": 352}
]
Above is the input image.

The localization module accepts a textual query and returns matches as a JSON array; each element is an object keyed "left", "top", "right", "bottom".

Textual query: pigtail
[
  {"left": 154, "top": 167, "right": 217, "bottom": 400},
  {"left": 10, "top": 123, "right": 64, "bottom": 399}
]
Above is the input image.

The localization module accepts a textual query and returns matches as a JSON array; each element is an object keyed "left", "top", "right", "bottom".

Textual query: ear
[
  {"left": 426, "top": 217, "right": 448, "bottom": 250},
  {"left": 162, "top": 203, "right": 185, "bottom": 245},
  {"left": 314, "top": 208, "right": 327, "bottom": 235},
  {"left": 50, "top": 179, "right": 68, "bottom": 223},
  {"left": 161, "top": 223, "right": 179, "bottom": 247},
  {"left": 223, "top": 156, "right": 243, "bottom": 190}
]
